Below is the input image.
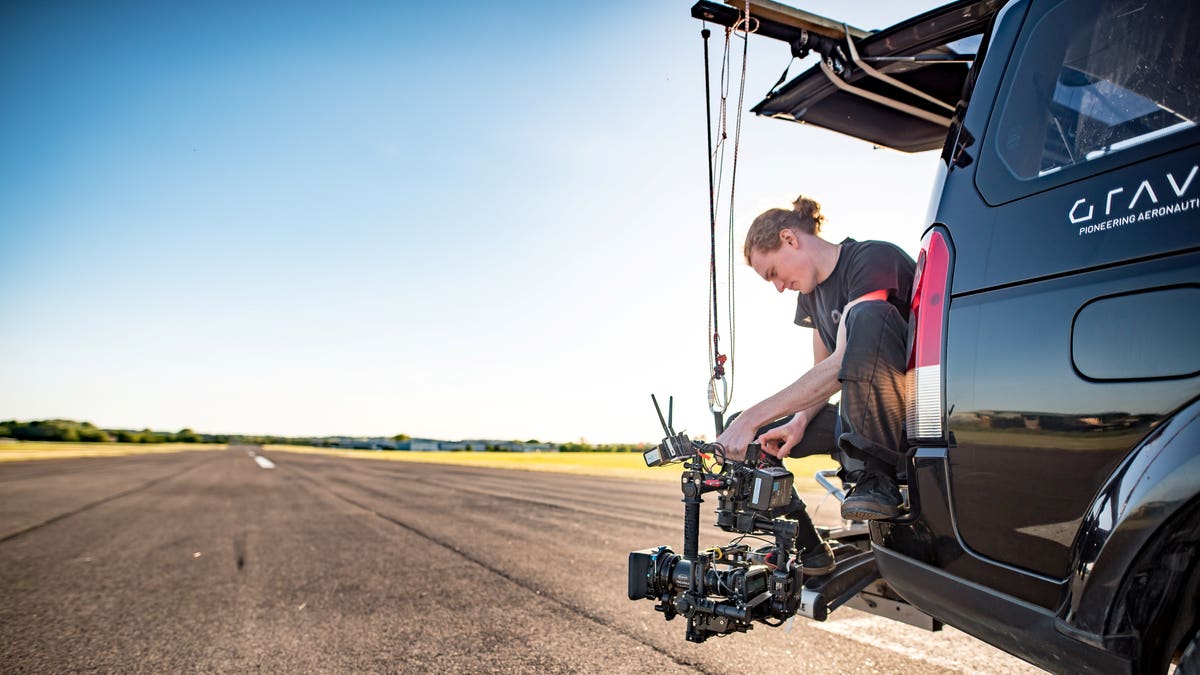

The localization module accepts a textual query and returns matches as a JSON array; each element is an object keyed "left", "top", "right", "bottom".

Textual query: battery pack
[{"left": 748, "top": 466, "right": 793, "bottom": 511}]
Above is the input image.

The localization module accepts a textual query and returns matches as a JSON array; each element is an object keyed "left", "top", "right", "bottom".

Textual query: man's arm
[
  {"left": 756, "top": 331, "right": 836, "bottom": 458},
  {"left": 716, "top": 290, "right": 890, "bottom": 456},
  {"left": 794, "top": 331, "right": 834, "bottom": 425}
]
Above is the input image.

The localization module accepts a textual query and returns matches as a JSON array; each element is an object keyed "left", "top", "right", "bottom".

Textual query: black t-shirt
[{"left": 794, "top": 238, "right": 917, "bottom": 352}]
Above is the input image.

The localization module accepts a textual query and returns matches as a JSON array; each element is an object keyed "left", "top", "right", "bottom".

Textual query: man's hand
[
  {"left": 757, "top": 413, "right": 809, "bottom": 460},
  {"left": 715, "top": 414, "right": 759, "bottom": 461}
]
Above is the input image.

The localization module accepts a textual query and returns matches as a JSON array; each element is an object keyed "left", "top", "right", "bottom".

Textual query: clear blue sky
[{"left": 1, "top": 1, "right": 946, "bottom": 443}]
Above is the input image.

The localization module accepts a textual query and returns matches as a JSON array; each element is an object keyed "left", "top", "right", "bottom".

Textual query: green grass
[
  {"left": 263, "top": 444, "right": 838, "bottom": 489},
  {"left": 0, "top": 440, "right": 227, "bottom": 462},
  {"left": 0, "top": 440, "right": 839, "bottom": 491}
]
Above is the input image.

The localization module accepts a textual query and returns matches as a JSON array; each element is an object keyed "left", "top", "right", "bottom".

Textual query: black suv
[{"left": 693, "top": 0, "right": 1199, "bottom": 671}]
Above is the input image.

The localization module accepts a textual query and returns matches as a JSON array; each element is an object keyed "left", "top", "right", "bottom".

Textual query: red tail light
[{"left": 906, "top": 229, "right": 950, "bottom": 442}]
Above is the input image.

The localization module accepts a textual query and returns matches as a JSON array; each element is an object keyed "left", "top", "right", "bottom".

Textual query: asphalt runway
[{"left": 0, "top": 447, "right": 1042, "bottom": 673}]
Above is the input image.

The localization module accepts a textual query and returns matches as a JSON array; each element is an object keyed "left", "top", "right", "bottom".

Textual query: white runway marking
[
  {"left": 253, "top": 455, "right": 276, "bottom": 470},
  {"left": 809, "top": 614, "right": 1040, "bottom": 673}
]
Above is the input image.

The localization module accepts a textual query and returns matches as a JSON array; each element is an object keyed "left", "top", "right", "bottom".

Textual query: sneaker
[
  {"left": 798, "top": 542, "right": 836, "bottom": 575},
  {"left": 841, "top": 471, "right": 902, "bottom": 521}
]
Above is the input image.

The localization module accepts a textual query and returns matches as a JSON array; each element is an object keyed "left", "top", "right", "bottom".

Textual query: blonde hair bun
[
  {"left": 742, "top": 194, "right": 825, "bottom": 263},
  {"left": 791, "top": 196, "right": 824, "bottom": 230}
]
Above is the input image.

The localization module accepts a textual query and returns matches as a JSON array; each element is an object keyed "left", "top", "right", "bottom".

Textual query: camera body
[{"left": 628, "top": 434, "right": 806, "bottom": 642}]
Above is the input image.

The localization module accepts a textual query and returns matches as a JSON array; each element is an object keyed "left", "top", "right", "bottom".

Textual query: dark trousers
[
  {"left": 764, "top": 300, "right": 910, "bottom": 478},
  {"left": 750, "top": 301, "right": 909, "bottom": 551}
]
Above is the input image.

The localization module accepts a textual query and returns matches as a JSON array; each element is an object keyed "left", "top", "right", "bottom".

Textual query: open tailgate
[{"left": 693, "top": 0, "right": 1005, "bottom": 152}]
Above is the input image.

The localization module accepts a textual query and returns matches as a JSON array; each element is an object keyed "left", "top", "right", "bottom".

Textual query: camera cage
[{"left": 628, "top": 396, "right": 880, "bottom": 642}]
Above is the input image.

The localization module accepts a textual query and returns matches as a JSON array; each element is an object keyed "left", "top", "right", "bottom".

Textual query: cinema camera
[{"left": 627, "top": 396, "right": 811, "bottom": 643}]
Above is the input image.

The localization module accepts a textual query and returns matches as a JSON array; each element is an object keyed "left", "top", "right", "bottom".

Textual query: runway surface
[{"left": 0, "top": 447, "right": 1042, "bottom": 673}]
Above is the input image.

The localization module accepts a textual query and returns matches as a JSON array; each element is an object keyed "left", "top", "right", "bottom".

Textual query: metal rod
[
  {"left": 840, "top": 23, "right": 955, "bottom": 113},
  {"left": 815, "top": 469, "right": 847, "bottom": 502},
  {"left": 819, "top": 59, "right": 951, "bottom": 128},
  {"left": 860, "top": 55, "right": 973, "bottom": 63}
]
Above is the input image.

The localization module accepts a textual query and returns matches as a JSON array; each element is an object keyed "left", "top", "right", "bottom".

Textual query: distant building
[
  {"left": 458, "top": 440, "right": 560, "bottom": 452},
  {"left": 372, "top": 437, "right": 561, "bottom": 452}
]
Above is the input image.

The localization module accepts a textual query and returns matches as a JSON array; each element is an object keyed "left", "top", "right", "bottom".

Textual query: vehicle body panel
[{"left": 696, "top": 0, "right": 1200, "bottom": 669}]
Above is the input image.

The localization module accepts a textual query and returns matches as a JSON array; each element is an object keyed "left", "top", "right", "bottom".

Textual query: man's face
[{"left": 749, "top": 231, "right": 817, "bottom": 294}]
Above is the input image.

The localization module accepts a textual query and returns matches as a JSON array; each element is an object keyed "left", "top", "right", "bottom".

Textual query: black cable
[{"left": 702, "top": 27, "right": 721, "bottom": 386}]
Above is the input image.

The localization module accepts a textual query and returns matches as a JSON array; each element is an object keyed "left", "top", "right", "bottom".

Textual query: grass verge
[
  {"left": 262, "top": 444, "right": 838, "bottom": 490},
  {"left": 0, "top": 440, "right": 839, "bottom": 492},
  {"left": 0, "top": 441, "right": 227, "bottom": 463}
]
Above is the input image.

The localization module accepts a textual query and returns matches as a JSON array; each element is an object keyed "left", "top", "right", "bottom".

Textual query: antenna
[
  {"left": 668, "top": 396, "right": 674, "bottom": 431},
  {"left": 651, "top": 394, "right": 673, "bottom": 438}
]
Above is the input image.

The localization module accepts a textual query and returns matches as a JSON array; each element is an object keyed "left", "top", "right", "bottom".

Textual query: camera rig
[{"left": 628, "top": 396, "right": 880, "bottom": 643}]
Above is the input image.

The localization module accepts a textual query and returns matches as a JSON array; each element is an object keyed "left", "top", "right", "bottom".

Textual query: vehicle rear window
[{"left": 978, "top": 0, "right": 1199, "bottom": 202}]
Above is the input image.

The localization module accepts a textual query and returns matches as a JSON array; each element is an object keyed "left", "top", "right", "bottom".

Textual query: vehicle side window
[{"left": 978, "top": 0, "right": 1199, "bottom": 202}]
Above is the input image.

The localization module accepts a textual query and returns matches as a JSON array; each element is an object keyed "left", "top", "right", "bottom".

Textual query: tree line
[
  {"left": 2, "top": 419, "right": 249, "bottom": 444},
  {"left": 0, "top": 419, "right": 649, "bottom": 452}
]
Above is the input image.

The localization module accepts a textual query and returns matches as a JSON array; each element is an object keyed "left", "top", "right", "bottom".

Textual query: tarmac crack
[
  {"left": 0, "top": 454, "right": 222, "bottom": 545},
  {"left": 285, "top": 465, "right": 715, "bottom": 675},
  {"left": 234, "top": 532, "right": 246, "bottom": 571}
]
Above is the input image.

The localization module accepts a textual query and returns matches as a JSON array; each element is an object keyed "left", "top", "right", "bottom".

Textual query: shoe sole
[{"left": 841, "top": 504, "right": 900, "bottom": 521}]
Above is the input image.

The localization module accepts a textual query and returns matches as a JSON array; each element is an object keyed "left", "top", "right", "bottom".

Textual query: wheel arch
[{"left": 1057, "top": 396, "right": 1200, "bottom": 667}]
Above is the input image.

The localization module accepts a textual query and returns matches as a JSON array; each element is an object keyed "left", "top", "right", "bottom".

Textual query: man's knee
[
  {"left": 839, "top": 301, "right": 907, "bottom": 382},
  {"left": 844, "top": 300, "right": 901, "bottom": 338}
]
